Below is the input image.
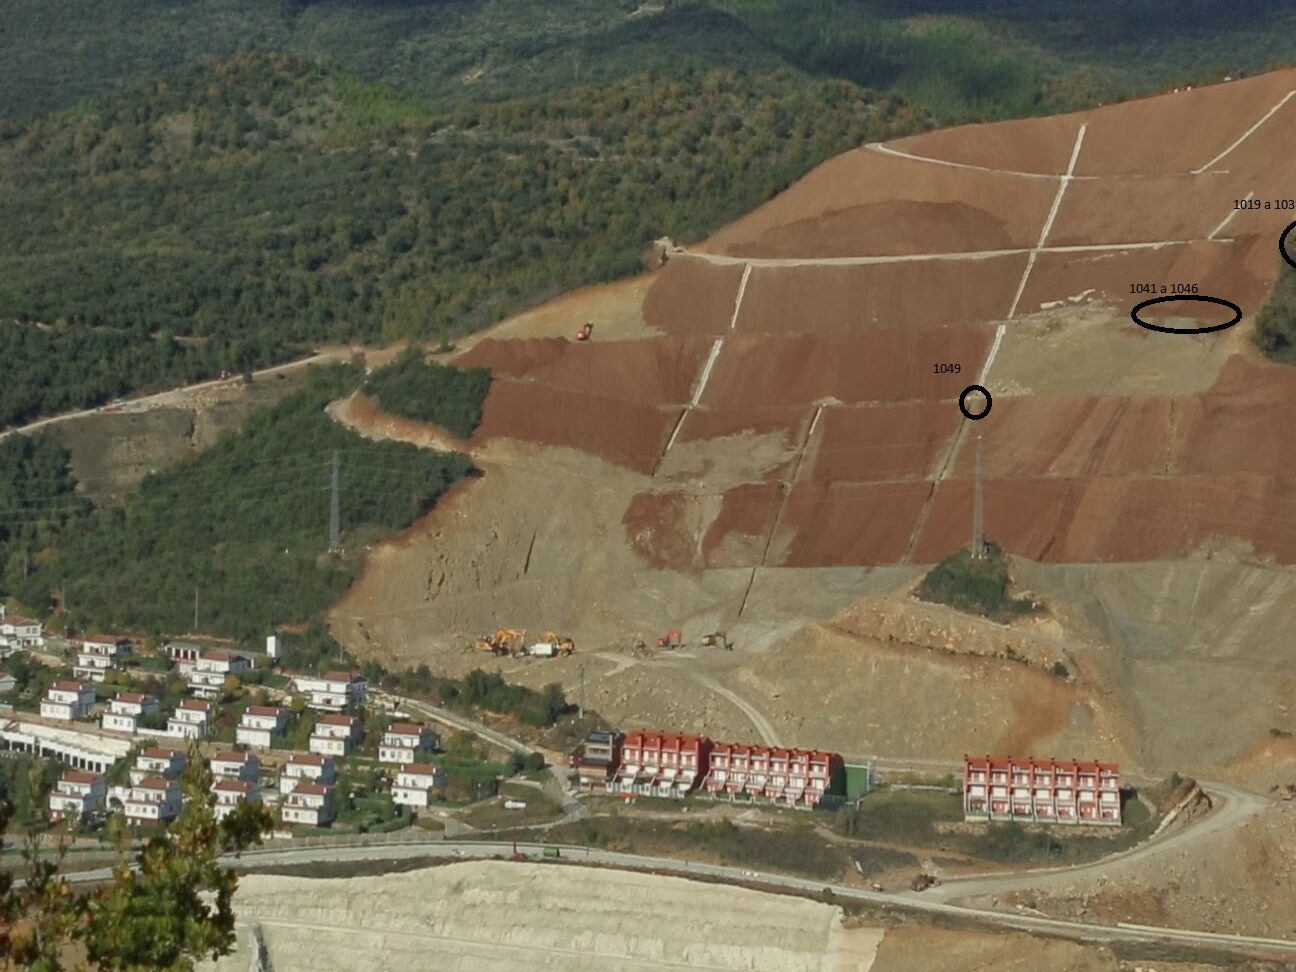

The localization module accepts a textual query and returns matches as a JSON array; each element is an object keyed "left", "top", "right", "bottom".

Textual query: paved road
[
  {"left": 380, "top": 690, "right": 532, "bottom": 756},
  {"left": 55, "top": 837, "right": 1296, "bottom": 959}
]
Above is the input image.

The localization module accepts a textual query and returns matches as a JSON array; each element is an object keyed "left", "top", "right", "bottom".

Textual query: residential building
[
  {"left": 0, "top": 611, "right": 44, "bottom": 655},
  {"left": 210, "top": 750, "right": 260, "bottom": 783},
  {"left": 0, "top": 716, "right": 131, "bottom": 774},
  {"left": 167, "top": 698, "right": 214, "bottom": 739},
  {"left": 130, "top": 747, "right": 187, "bottom": 787},
  {"left": 165, "top": 641, "right": 202, "bottom": 675},
  {"left": 568, "top": 729, "right": 623, "bottom": 787},
  {"left": 72, "top": 636, "right": 132, "bottom": 683},
  {"left": 40, "top": 681, "right": 96, "bottom": 722},
  {"left": 291, "top": 671, "right": 367, "bottom": 712},
  {"left": 124, "top": 776, "right": 183, "bottom": 826},
  {"left": 378, "top": 722, "right": 437, "bottom": 764},
  {"left": 212, "top": 779, "right": 261, "bottom": 821},
  {"left": 48, "top": 770, "right": 107, "bottom": 825},
  {"left": 187, "top": 650, "right": 251, "bottom": 699},
  {"left": 391, "top": 763, "right": 445, "bottom": 808},
  {"left": 236, "top": 705, "right": 288, "bottom": 749},
  {"left": 611, "top": 730, "right": 707, "bottom": 799},
  {"left": 963, "top": 755, "right": 1122, "bottom": 826},
  {"left": 702, "top": 743, "right": 843, "bottom": 809},
  {"left": 281, "top": 752, "right": 336, "bottom": 787},
  {"left": 309, "top": 713, "right": 361, "bottom": 758},
  {"left": 101, "top": 692, "right": 159, "bottom": 734},
  {"left": 280, "top": 781, "right": 335, "bottom": 827}
]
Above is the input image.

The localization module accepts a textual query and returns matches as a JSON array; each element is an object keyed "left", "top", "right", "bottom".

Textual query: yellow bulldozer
[{"left": 473, "top": 628, "right": 527, "bottom": 656}]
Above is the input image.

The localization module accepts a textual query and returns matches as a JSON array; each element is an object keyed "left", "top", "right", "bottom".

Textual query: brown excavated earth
[
  {"left": 641, "top": 256, "right": 744, "bottom": 336},
  {"left": 809, "top": 403, "right": 959, "bottom": 483}
]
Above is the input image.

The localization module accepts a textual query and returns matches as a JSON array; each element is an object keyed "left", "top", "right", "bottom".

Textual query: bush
[
  {"left": 1254, "top": 266, "right": 1296, "bottom": 363},
  {"left": 916, "top": 543, "right": 1038, "bottom": 619},
  {"left": 363, "top": 350, "right": 491, "bottom": 440}
]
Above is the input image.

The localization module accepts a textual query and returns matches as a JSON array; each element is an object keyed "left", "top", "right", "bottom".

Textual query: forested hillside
[
  {"left": 0, "top": 56, "right": 925, "bottom": 429},
  {"left": 0, "top": 365, "right": 471, "bottom": 641}
]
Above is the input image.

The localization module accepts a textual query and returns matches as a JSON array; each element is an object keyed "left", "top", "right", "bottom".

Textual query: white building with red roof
[
  {"left": 291, "top": 671, "right": 367, "bottom": 713},
  {"left": 309, "top": 713, "right": 361, "bottom": 757},
  {"left": 210, "top": 750, "right": 260, "bottom": 783},
  {"left": 963, "top": 755, "right": 1122, "bottom": 826},
  {"left": 280, "top": 781, "right": 335, "bottom": 827},
  {"left": 236, "top": 705, "right": 288, "bottom": 749},
  {"left": 130, "top": 747, "right": 187, "bottom": 786},
  {"left": 391, "top": 763, "right": 445, "bottom": 809},
  {"left": 0, "top": 608, "right": 44, "bottom": 655},
  {"left": 101, "top": 692, "right": 159, "bottom": 734},
  {"left": 124, "top": 776, "right": 183, "bottom": 826},
  {"left": 378, "top": 722, "right": 437, "bottom": 764},
  {"left": 188, "top": 650, "right": 251, "bottom": 699},
  {"left": 40, "top": 681, "right": 96, "bottom": 721},
  {"left": 701, "top": 742, "right": 843, "bottom": 809},
  {"left": 212, "top": 779, "right": 261, "bottom": 821},
  {"left": 281, "top": 752, "right": 336, "bottom": 787},
  {"left": 48, "top": 770, "right": 107, "bottom": 824},
  {"left": 610, "top": 730, "right": 707, "bottom": 799},
  {"left": 72, "top": 635, "right": 132, "bottom": 683},
  {"left": 167, "top": 698, "right": 214, "bottom": 739}
]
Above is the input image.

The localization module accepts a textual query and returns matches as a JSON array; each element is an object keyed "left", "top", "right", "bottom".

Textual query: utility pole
[
  {"left": 578, "top": 664, "right": 586, "bottom": 719},
  {"left": 329, "top": 450, "right": 340, "bottom": 554},
  {"left": 194, "top": 588, "right": 200, "bottom": 631},
  {"left": 972, "top": 436, "right": 985, "bottom": 559}
]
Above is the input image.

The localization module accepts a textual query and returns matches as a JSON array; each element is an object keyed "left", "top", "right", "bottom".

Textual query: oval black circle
[
  {"left": 1280, "top": 220, "right": 1296, "bottom": 270},
  {"left": 958, "top": 384, "right": 992, "bottom": 421},
  {"left": 1130, "top": 295, "right": 1241, "bottom": 335}
]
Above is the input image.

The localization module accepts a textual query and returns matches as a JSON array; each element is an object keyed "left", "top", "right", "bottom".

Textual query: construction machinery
[
  {"left": 474, "top": 628, "right": 527, "bottom": 656},
  {"left": 655, "top": 630, "right": 683, "bottom": 649},
  {"left": 575, "top": 322, "right": 593, "bottom": 341},
  {"left": 526, "top": 631, "right": 576, "bottom": 658},
  {"left": 701, "top": 631, "right": 732, "bottom": 651}
]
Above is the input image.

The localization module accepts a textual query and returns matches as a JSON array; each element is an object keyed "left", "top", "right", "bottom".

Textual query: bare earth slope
[{"left": 329, "top": 68, "right": 1296, "bottom": 777}]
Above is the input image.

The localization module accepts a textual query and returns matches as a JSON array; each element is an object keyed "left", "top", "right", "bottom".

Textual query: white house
[
  {"left": 379, "top": 723, "right": 438, "bottom": 764},
  {"left": 167, "top": 698, "right": 214, "bottom": 739},
  {"left": 210, "top": 750, "right": 260, "bottom": 783},
  {"left": 212, "top": 779, "right": 261, "bottom": 821},
  {"left": 188, "top": 650, "right": 251, "bottom": 699},
  {"left": 280, "top": 781, "right": 335, "bottom": 827},
  {"left": 0, "top": 611, "right": 44, "bottom": 655},
  {"left": 48, "top": 770, "right": 107, "bottom": 825},
  {"left": 309, "top": 714, "right": 361, "bottom": 758},
  {"left": 40, "top": 681, "right": 96, "bottom": 721},
  {"left": 101, "top": 692, "right": 159, "bottom": 734},
  {"left": 165, "top": 641, "right": 202, "bottom": 675},
  {"left": 130, "top": 747, "right": 187, "bottom": 787},
  {"left": 124, "top": 776, "right": 183, "bottom": 826},
  {"left": 291, "top": 671, "right": 367, "bottom": 713},
  {"left": 72, "top": 636, "right": 132, "bottom": 683},
  {"left": 0, "top": 673, "right": 16, "bottom": 695},
  {"left": 391, "top": 763, "right": 446, "bottom": 809},
  {"left": 281, "top": 752, "right": 336, "bottom": 787},
  {"left": 236, "top": 705, "right": 288, "bottom": 749}
]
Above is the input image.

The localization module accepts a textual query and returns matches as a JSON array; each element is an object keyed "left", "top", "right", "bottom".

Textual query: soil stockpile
[{"left": 642, "top": 256, "right": 745, "bottom": 336}]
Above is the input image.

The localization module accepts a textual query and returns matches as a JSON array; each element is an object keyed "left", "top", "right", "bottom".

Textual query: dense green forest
[
  {"left": 5, "top": 1, "right": 1296, "bottom": 124},
  {"left": 916, "top": 543, "right": 1039, "bottom": 619},
  {"left": 0, "top": 56, "right": 925, "bottom": 428},
  {"left": 1254, "top": 265, "right": 1296, "bottom": 364},
  {"left": 0, "top": 365, "right": 471, "bottom": 640},
  {"left": 363, "top": 350, "right": 491, "bottom": 439}
]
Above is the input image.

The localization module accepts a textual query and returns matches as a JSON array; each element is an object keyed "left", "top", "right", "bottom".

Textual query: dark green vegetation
[
  {"left": 0, "top": 55, "right": 923, "bottom": 429},
  {"left": 1254, "top": 266, "right": 1296, "bottom": 364},
  {"left": 363, "top": 350, "right": 491, "bottom": 439},
  {"left": 0, "top": 756, "right": 62, "bottom": 828},
  {"left": 916, "top": 542, "right": 1040, "bottom": 619},
  {"left": 0, "top": 365, "right": 471, "bottom": 641},
  {"left": 0, "top": 434, "right": 92, "bottom": 594},
  {"left": 380, "top": 665, "right": 573, "bottom": 729},
  {"left": 5, "top": 1, "right": 1296, "bottom": 124}
]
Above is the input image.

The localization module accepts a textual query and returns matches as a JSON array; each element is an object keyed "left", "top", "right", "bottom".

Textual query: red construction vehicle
[
  {"left": 654, "top": 630, "right": 683, "bottom": 649},
  {"left": 575, "top": 322, "right": 593, "bottom": 341}
]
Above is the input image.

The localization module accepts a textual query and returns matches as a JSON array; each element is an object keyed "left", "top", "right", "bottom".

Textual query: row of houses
[
  {"left": 962, "top": 755, "right": 1122, "bottom": 826},
  {"left": 569, "top": 729, "right": 846, "bottom": 809}
]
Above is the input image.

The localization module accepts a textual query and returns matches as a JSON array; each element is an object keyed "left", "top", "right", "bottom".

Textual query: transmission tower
[
  {"left": 328, "top": 450, "right": 340, "bottom": 554},
  {"left": 971, "top": 436, "right": 986, "bottom": 559}
]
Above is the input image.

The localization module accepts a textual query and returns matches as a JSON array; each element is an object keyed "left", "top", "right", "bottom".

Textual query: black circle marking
[
  {"left": 958, "top": 384, "right": 992, "bottom": 421},
  {"left": 1130, "top": 295, "right": 1241, "bottom": 335},
  {"left": 1280, "top": 220, "right": 1296, "bottom": 271}
]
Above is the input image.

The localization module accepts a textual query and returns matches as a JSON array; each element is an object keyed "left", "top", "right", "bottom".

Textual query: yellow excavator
[{"left": 474, "top": 628, "right": 527, "bottom": 656}]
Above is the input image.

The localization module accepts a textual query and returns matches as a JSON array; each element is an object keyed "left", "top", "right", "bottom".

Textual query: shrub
[{"left": 363, "top": 349, "right": 491, "bottom": 440}]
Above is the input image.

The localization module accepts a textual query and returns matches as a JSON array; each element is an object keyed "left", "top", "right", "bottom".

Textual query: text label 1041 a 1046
[
  {"left": 933, "top": 363, "right": 961, "bottom": 374},
  {"left": 1234, "top": 199, "right": 1296, "bottom": 210},
  {"left": 1130, "top": 283, "right": 1199, "bottom": 295}
]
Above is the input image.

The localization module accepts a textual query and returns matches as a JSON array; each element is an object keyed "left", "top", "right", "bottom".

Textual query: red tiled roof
[
  {"left": 81, "top": 635, "right": 130, "bottom": 645},
  {"left": 320, "top": 671, "right": 363, "bottom": 683},
  {"left": 140, "top": 747, "right": 183, "bottom": 760},
  {"left": 964, "top": 755, "right": 1120, "bottom": 774},
  {"left": 290, "top": 781, "right": 331, "bottom": 796},
  {"left": 288, "top": 753, "right": 328, "bottom": 766},
  {"left": 316, "top": 714, "right": 356, "bottom": 726},
  {"left": 623, "top": 729, "right": 707, "bottom": 750},
  {"left": 245, "top": 705, "right": 283, "bottom": 717},
  {"left": 178, "top": 699, "right": 213, "bottom": 711},
  {"left": 136, "top": 777, "right": 175, "bottom": 791},
  {"left": 213, "top": 751, "right": 252, "bottom": 764},
  {"left": 201, "top": 650, "right": 245, "bottom": 662},
  {"left": 51, "top": 680, "right": 91, "bottom": 692},
  {"left": 3, "top": 615, "right": 38, "bottom": 625},
  {"left": 116, "top": 692, "right": 155, "bottom": 704},
  {"left": 213, "top": 779, "right": 253, "bottom": 793},
  {"left": 386, "top": 723, "right": 425, "bottom": 736},
  {"left": 399, "top": 763, "right": 440, "bottom": 777},
  {"left": 61, "top": 771, "right": 102, "bottom": 785}
]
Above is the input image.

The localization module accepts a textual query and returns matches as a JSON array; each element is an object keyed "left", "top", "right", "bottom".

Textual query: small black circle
[
  {"left": 1281, "top": 220, "right": 1296, "bottom": 271},
  {"left": 1129, "top": 294, "right": 1241, "bottom": 335},
  {"left": 958, "top": 385, "right": 992, "bottom": 421}
]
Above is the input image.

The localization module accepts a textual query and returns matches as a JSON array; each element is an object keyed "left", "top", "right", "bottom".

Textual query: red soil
[
  {"left": 701, "top": 326, "right": 995, "bottom": 408},
  {"left": 949, "top": 397, "right": 1174, "bottom": 479},
  {"left": 642, "top": 257, "right": 745, "bottom": 336},
  {"left": 1047, "top": 174, "right": 1250, "bottom": 247},
  {"left": 734, "top": 257, "right": 1024, "bottom": 332},
  {"left": 473, "top": 380, "right": 676, "bottom": 474},
  {"left": 914, "top": 475, "right": 1296, "bottom": 564},
  {"left": 810, "top": 403, "right": 960, "bottom": 483},
  {"left": 1074, "top": 68, "right": 1296, "bottom": 177},
  {"left": 456, "top": 336, "right": 710, "bottom": 406},
  {"left": 777, "top": 480, "right": 933, "bottom": 566},
  {"left": 887, "top": 111, "right": 1084, "bottom": 176},
  {"left": 1017, "top": 236, "right": 1274, "bottom": 322},
  {"left": 623, "top": 491, "right": 704, "bottom": 571},
  {"left": 703, "top": 149, "right": 1056, "bottom": 258},
  {"left": 701, "top": 482, "right": 785, "bottom": 568},
  {"left": 1177, "top": 356, "right": 1296, "bottom": 476}
]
